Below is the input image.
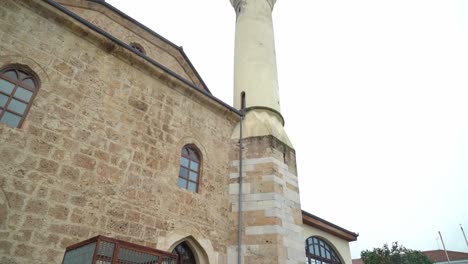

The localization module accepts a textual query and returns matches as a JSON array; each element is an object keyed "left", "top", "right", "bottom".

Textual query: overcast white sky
[{"left": 107, "top": 0, "right": 468, "bottom": 258}]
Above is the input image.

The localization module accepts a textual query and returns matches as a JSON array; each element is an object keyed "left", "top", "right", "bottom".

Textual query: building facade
[
  {"left": 353, "top": 250, "right": 468, "bottom": 264},
  {"left": 0, "top": 0, "right": 357, "bottom": 263},
  {"left": 423, "top": 250, "right": 468, "bottom": 264}
]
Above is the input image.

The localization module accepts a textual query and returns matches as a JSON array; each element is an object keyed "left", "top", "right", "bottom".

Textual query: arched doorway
[{"left": 172, "top": 242, "right": 197, "bottom": 264}]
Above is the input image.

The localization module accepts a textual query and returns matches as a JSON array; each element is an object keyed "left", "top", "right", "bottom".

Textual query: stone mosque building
[{"left": 0, "top": 0, "right": 358, "bottom": 263}]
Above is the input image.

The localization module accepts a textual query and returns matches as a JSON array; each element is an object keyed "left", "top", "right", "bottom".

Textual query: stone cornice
[{"left": 230, "top": 0, "right": 276, "bottom": 11}]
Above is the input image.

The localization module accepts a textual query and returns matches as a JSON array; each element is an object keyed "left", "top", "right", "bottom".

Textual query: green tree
[{"left": 361, "top": 242, "right": 433, "bottom": 264}]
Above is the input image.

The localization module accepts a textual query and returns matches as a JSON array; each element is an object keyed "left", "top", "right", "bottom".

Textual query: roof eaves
[
  {"left": 87, "top": 0, "right": 180, "bottom": 50},
  {"left": 423, "top": 250, "right": 468, "bottom": 262},
  {"left": 178, "top": 47, "right": 211, "bottom": 94},
  {"left": 44, "top": 0, "right": 241, "bottom": 116},
  {"left": 302, "top": 210, "right": 359, "bottom": 240},
  {"left": 88, "top": 0, "right": 211, "bottom": 94}
]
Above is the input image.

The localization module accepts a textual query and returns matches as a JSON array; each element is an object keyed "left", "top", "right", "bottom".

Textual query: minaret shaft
[
  {"left": 228, "top": 3, "right": 304, "bottom": 264},
  {"left": 230, "top": 0, "right": 292, "bottom": 147},
  {"left": 233, "top": 0, "right": 280, "bottom": 112}
]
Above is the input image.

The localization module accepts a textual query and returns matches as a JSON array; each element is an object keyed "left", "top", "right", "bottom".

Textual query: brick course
[{"left": 228, "top": 136, "right": 305, "bottom": 264}]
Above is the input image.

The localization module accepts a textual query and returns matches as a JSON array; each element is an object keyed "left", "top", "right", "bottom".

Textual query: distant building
[
  {"left": 352, "top": 250, "right": 468, "bottom": 264},
  {"left": 423, "top": 250, "right": 468, "bottom": 264}
]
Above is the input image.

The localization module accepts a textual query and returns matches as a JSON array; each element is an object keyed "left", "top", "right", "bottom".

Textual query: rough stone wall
[
  {"left": 57, "top": 0, "right": 206, "bottom": 91},
  {"left": 0, "top": 0, "right": 238, "bottom": 263},
  {"left": 228, "top": 136, "right": 306, "bottom": 264}
]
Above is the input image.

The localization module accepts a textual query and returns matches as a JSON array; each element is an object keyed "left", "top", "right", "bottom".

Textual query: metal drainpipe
[{"left": 237, "top": 92, "right": 246, "bottom": 264}]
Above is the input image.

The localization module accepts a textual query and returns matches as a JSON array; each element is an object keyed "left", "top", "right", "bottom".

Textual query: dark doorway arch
[{"left": 172, "top": 242, "right": 196, "bottom": 264}]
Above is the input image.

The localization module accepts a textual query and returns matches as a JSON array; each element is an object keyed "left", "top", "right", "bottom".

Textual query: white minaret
[
  {"left": 228, "top": 1, "right": 305, "bottom": 264},
  {"left": 230, "top": 0, "right": 292, "bottom": 147}
]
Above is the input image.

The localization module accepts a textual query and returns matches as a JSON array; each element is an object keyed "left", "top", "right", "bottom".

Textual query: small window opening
[
  {"left": 130, "top": 42, "right": 146, "bottom": 55},
  {"left": 177, "top": 145, "right": 201, "bottom": 193}
]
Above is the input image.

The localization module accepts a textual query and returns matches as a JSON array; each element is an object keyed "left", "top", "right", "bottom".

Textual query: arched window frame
[
  {"left": 305, "top": 236, "right": 343, "bottom": 264},
  {"left": 130, "top": 42, "right": 146, "bottom": 55},
  {"left": 177, "top": 145, "right": 201, "bottom": 193},
  {"left": 0, "top": 65, "right": 40, "bottom": 128}
]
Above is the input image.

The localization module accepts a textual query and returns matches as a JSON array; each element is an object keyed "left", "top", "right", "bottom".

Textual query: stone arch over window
[
  {"left": 0, "top": 55, "right": 50, "bottom": 81},
  {"left": 177, "top": 144, "right": 202, "bottom": 192},
  {"left": 158, "top": 232, "right": 215, "bottom": 264},
  {"left": 0, "top": 64, "right": 40, "bottom": 128},
  {"left": 305, "top": 236, "right": 343, "bottom": 264}
]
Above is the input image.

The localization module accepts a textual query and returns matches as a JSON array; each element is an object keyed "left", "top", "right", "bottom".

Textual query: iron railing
[{"left": 62, "top": 235, "right": 178, "bottom": 264}]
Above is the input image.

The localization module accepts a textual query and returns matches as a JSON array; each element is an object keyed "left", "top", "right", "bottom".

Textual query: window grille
[
  {"left": 305, "top": 236, "right": 342, "bottom": 264},
  {"left": 62, "top": 236, "right": 177, "bottom": 264}
]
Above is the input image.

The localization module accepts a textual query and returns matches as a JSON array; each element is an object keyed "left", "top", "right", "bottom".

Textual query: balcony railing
[{"left": 62, "top": 235, "right": 178, "bottom": 264}]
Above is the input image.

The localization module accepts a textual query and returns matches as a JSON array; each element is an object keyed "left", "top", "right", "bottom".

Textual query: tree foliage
[{"left": 361, "top": 242, "right": 433, "bottom": 264}]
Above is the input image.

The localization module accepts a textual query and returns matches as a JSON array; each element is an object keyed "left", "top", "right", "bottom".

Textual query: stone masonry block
[
  {"left": 4, "top": 192, "right": 25, "bottom": 210},
  {"left": 229, "top": 183, "right": 251, "bottom": 195},
  {"left": 245, "top": 225, "right": 284, "bottom": 236},
  {"left": 0, "top": 241, "right": 13, "bottom": 255},
  {"left": 12, "top": 229, "right": 32, "bottom": 242},
  {"left": 48, "top": 204, "right": 70, "bottom": 220},
  {"left": 72, "top": 153, "right": 96, "bottom": 170},
  {"left": 25, "top": 199, "right": 48, "bottom": 215},
  {"left": 37, "top": 158, "right": 59, "bottom": 174}
]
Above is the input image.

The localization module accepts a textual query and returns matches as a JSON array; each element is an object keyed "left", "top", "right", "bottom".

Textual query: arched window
[
  {"left": 305, "top": 236, "right": 342, "bottom": 264},
  {"left": 177, "top": 145, "right": 201, "bottom": 192},
  {"left": 0, "top": 66, "right": 39, "bottom": 128},
  {"left": 172, "top": 242, "right": 196, "bottom": 264},
  {"left": 130, "top": 42, "right": 146, "bottom": 55}
]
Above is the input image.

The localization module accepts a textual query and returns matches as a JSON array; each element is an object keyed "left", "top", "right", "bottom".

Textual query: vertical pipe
[
  {"left": 438, "top": 231, "right": 451, "bottom": 264},
  {"left": 461, "top": 224, "right": 468, "bottom": 249},
  {"left": 237, "top": 92, "right": 246, "bottom": 264}
]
